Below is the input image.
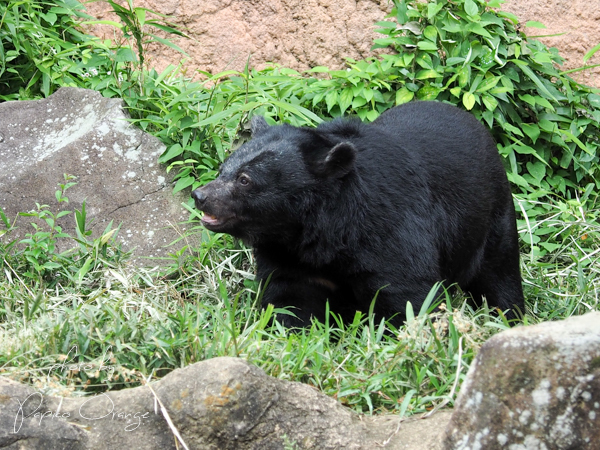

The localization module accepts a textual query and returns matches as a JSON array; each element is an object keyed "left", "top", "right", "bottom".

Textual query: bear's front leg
[
  {"left": 255, "top": 249, "right": 351, "bottom": 328},
  {"left": 260, "top": 276, "right": 340, "bottom": 327}
]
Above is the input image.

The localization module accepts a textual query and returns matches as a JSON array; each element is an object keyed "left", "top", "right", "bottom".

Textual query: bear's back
[
  {"left": 315, "top": 102, "right": 514, "bottom": 281},
  {"left": 370, "top": 101, "right": 501, "bottom": 174},
  {"left": 362, "top": 102, "right": 509, "bottom": 208}
]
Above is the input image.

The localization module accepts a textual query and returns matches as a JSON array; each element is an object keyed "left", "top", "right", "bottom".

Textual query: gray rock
[
  {"left": 0, "top": 377, "right": 86, "bottom": 449},
  {"left": 443, "top": 311, "right": 600, "bottom": 450},
  {"left": 0, "top": 87, "right": 189, "bottom": 260},
  {"left": 364, "top": 412, "right": 449, "bottom": 450},
  {"left": 0, "top": 357, "right": 450, "bottom": 449}
]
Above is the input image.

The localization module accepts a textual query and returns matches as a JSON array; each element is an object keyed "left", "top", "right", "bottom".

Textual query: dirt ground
[{"left": 84, "top": 0, "right": 599, "bottom": 88}]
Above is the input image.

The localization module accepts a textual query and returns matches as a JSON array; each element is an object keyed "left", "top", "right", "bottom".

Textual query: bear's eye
[{"left": 238, "top": 174, "right": 251, "bottom": 186}]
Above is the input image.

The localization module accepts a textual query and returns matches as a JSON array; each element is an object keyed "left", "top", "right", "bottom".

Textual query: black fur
[{"left": 192, "top": 101, "right": 524, "bottom": 327}]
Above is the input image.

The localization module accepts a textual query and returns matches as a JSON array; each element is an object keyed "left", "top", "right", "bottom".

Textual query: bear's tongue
[{"left": 202, "top": 213, "right": 220, "bottom": 225}]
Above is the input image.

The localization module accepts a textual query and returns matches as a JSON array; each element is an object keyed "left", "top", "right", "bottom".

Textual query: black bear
[{"left": 192, "top": 101, "right": 524, "bottom": 327}]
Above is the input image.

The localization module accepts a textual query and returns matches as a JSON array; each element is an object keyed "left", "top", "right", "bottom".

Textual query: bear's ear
[
  {"left": 315, "top": 142, "right": 357, "bottom": 178},
  {"left": 250, "top": 115, "right": 269, "bottom": 137}
]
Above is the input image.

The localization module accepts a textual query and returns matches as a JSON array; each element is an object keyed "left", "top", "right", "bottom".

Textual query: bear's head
[{"left": 191, "top": 116, "right": 357, "bottom": 244}]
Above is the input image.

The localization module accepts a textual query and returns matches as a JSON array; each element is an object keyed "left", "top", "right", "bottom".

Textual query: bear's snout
[
  {"left": 191, "top": 181, "right": 240, "bottom": 233},
  {"left": 191, "top": 187, "right": 207, "bottom": 209}
]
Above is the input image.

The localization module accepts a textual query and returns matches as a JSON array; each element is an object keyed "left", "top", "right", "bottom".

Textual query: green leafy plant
[
  {"left": 293, "top": 0, "right": 599, "bottom": 211},
  {"left": 0, "top": 0, "right": 189, "bottom": 109},
  {"left": 305, "top": 59, "right": 398, "bottom": 121},
  {"left": 148, "top": 64, "right": 323, "bottom": 200},
  {"left": 517, "top": 193, "right": 600, "bottom": 307},
  {"left": 368, "top": 0, "right": 600, "bottom": 200},
  {"left": 578, "top": 42, "right": 600, "bottom": 72},
  {"left": 89, "top": 0, "right": 186, "bottom": 70},
  {"left": 13, "top": 174, "right": 78, "bottom": 283},
  {"left": 0, "top": 0, "right": 112, "bottom": 100},
  {"left": 82, "top": 0, "right": 188, "bottom": 103},
  {"left": 0, "top": 175, "right": 129, "bottom": 291}
]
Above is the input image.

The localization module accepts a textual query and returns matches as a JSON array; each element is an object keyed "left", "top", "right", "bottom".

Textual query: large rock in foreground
[
  {"left": 0, "top": 87, "right": 189, "bottom": 260},
  {"left": 444, "top": 311, "right": 600, "bottom": 449},
  {"left": 0, "top": 356, "right": 450, "bottom": 449}
]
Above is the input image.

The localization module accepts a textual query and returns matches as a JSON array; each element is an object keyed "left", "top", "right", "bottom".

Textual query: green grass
[{"left": 1, "top": 193, "right": 598, "bottom": 415}]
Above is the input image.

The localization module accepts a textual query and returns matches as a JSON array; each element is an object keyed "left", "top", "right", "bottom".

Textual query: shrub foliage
[{"left": 310, "top": 0, "right": 600, "bottom": 201}]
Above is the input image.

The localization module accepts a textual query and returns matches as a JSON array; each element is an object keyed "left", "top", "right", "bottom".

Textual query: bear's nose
[{"left": 191, "top": 188, "right": 207, "bottom": 207}]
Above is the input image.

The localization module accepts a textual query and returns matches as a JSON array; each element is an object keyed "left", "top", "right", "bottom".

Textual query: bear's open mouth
[
  {"left": 202, "top": 213, "right": 223, "bottom": 227},
  {"left": 201, "top": 213, "right": 220, "bottom": 226},
  {"left": 201, "top": 212, "right": 235, "bottom": 230}
]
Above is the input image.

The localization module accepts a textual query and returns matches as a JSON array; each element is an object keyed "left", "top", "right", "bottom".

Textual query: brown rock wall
[
  {"left": 85, "top": 0, "right": 391, "bottom": 75},
  {"left": 84, "top": 0, "right": 599, "bottom": 87},
  {"left": 502, "top": 0, "right": 600, "bottom": 88}
]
